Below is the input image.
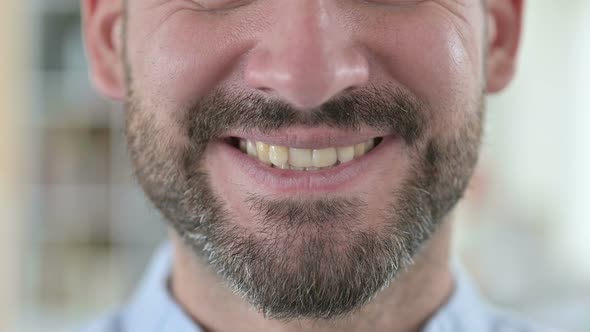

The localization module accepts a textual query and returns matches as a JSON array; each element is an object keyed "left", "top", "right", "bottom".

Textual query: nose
[{"left": 244, "top": 2, "right": 369, "bottom": 109}]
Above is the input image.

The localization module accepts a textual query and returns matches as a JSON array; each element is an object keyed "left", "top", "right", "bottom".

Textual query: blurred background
[{"left": 1, "top": 0, "right": 589, "bottom": 331}]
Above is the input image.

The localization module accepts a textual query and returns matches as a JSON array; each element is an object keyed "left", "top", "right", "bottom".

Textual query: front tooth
[
  {"left": 312, "top": 148, "right": 337, "bottom": 168},
  {"left": 337, "top": 146, "right": 355, "bottom": 163},
  {"left": 246, "top": 140, "right": 257, "bottom": 157},
  {"left": 256, "top": 142, "right": 271, "bottom": 164},
  {"left": 289, "top": 148, "right": 313, "bottom": 168},
  {"left": 269, "top": 145, "right": 289, "bottom": 167},
  {"left": 354, "top": 143, "right": 366, "bottom": 158}
]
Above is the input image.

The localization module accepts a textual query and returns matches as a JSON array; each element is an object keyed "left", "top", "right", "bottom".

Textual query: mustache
[{"left": 182, "top": 85, "right": 426, "bottom": 146}]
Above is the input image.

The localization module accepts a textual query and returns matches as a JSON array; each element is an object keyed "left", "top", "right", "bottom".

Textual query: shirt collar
[{"left": 124, "top": 243, "right": 490, "bottom": 332}]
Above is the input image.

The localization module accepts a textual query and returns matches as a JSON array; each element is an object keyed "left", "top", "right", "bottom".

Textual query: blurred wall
[
  {"left": 487, "top": 1, "right": 590, "bottom": 269},
  {"left": 0, "top": 0, "right": 28, "bottom": 331},
  {"left": 455, "top": 2, "right": 590, "bottom": 329},
  {"left": 485, "top": 0, "right": 590, "bottom": 285}
]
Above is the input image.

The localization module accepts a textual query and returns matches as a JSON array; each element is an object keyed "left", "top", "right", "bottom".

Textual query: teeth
[
  {"left": 289, "top": 148, "right": 313, "bottom": 168},
  {"left": 337, "top": 146, "right": 355, "bottom": 164},
  {"left": 312, "top": 148, "right": 337, "bottom": 168},
  {"left": 246, "top": 140, "right": 257, "bottom": 157},
  {"left": 269, "top": 145, "right": 289, "bottom": 167},
  {"left": 256, "top": 142, "right": 271, "bottom": 165},
  {"left": 239, "top": 138, "right": 378, "bottom": 171},
  {"left": 239, "top": 140, "right": 247, "bottom": 153},
  {"left": 354, "top": 143, "right": 366, "bottom": 158}
]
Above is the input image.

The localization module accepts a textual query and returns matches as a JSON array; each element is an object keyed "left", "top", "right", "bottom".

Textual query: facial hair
[{"left": 125, "top": 84, "right": 483, "bottom": 320}]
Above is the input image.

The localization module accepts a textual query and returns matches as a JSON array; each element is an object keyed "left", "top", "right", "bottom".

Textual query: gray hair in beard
[{"left": 125, "top": 86, "right": 482, "bottom": 320}]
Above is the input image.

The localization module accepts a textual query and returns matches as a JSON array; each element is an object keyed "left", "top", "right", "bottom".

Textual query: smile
[
  {"left": 209, "top": 128, "right": 404, "bottom": 193},
  {"left": 227, "top": 137, "right": 384, "bottom": 171}
]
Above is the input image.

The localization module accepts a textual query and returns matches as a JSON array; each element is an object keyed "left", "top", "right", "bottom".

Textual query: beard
[{"left": 125, "top": 84, "right": 483, "bottom": 320}]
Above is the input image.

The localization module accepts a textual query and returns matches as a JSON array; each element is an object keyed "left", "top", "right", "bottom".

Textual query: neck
[{"left": 170, "top": 220, "right": 454, "bottom": 332}]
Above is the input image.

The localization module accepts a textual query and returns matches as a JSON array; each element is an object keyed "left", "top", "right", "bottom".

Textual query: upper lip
[{"left": 222, "top": 126, "right": 391, "bottom": 149}]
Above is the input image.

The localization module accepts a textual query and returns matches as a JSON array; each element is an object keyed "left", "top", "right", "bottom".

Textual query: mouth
[
  {"left": 223, "top": 136, "right": 384, "bottom": 171},
  {"left": 208, "top": 127, "right": 404, "bottom": 193}
]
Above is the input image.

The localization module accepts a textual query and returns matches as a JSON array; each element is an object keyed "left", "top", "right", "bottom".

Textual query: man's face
[{"left": 86, "top": 0, "right": 520, "bottom": 321}]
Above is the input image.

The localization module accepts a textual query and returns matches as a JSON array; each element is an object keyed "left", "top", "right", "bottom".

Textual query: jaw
[{"left": 168, "top": 213, "right": 455, "bottom": 331}]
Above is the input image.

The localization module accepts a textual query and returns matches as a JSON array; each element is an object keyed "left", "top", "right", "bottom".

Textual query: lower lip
[{"left": 211, "top": 135, "right": 403, "bottom": 194}]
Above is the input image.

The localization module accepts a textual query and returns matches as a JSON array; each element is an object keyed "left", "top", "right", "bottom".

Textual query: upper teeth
[{"left": 238, "top": 138, "right": 377, "bottom": 171}]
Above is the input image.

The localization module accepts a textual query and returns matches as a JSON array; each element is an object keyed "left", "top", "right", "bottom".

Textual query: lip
[
  {"left": 222, "top": 126, "right": 389, "bottom": 149},
  {"left": 210, "top": 134, "right": 403, "bottom": 194}
]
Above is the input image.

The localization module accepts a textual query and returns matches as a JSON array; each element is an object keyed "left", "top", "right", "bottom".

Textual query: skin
[{"left": 83, "top": 0, "right": 523, "bottom": 331}]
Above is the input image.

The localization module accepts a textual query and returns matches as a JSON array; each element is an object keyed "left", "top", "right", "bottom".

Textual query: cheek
[
  {"left": 127, "top": 11, "right": 254, "bottom": 111},
  {"left": 364, "top": 12, "right": 482, "bottom": 133},
  {"left": 387, "top": 27, "right": 476, "bottom": 104}
]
